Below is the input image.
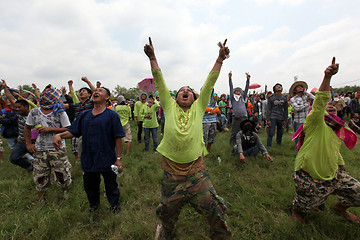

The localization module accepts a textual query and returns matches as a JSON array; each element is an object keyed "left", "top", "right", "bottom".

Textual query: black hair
[
  {"left": 100, "top": 87, "right": 111, "bottom": 97},
  {"left": 79, "top": 87, "right": 92, "bottom": 95},
  {"left": 15, "top": 99, "right": 29, "bottom": 107},
  {"left": 273, "top": 83, "right": 282, "bottom": 92},
  {"left": 243, "top": 123, "right": 253, "bottom": 133},
  {"left": 175, "top": 86, "right": 197, "bottom": 100}
]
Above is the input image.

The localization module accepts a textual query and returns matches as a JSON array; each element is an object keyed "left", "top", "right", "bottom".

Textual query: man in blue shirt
[{"left": 53, "top": 87, "right": 125, "bottom": 214}]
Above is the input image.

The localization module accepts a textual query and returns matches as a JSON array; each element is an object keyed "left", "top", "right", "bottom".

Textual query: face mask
[{"left": 334, "top": 97, "right": 339, "bottom": 101}]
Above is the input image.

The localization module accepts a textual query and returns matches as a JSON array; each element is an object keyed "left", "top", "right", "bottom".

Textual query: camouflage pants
[
  {"left": 33, "top": 149, "right": 72, "bottom": 192},
  {"left": 156, "top": 170, "right": 231, "bottom": 240},
  {"left": 293, "top": 169, "right": 360, "bottom": 212}
]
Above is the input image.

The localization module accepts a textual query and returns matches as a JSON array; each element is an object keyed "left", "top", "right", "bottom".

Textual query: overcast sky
[{"left": 1, "top": 0, "right": 359, "bottom": 95}]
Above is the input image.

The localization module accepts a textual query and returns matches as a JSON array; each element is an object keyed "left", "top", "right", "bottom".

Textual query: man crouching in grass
[
  {"left": 290, "top": 57, "right": 360, "bottom": 224},
  {"left": 53, "top": 87, "right": 125, "bottom": 214},
  {"left": 144, "top": 37, "right": 231, "bottom": 239}
]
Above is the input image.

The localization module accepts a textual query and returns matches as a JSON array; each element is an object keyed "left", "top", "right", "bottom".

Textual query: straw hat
[{"left": 289, "top": 81, "right": 308, "bottom": 97}]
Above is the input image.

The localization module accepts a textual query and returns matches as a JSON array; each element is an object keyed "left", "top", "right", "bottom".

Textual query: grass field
[{"left": 1, "top": 120, "right": 360, "bottom": 240}]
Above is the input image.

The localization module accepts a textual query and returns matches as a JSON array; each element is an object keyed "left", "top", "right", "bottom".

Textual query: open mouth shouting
[{"left": 93, "top": 92, "right": 100, "bottom": 100}]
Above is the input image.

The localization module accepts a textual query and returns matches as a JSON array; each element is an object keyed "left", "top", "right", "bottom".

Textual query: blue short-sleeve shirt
[{"left": 68, "top": 108, "right": 125, "bottom": 172}]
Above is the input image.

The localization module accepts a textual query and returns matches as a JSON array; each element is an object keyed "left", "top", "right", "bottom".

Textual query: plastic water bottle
[
  {"left": 217, "top": 157, "right": 222, "bottom": 165},
  {"left": 111, "top": 165, "right": 124, "bottom": 177}
]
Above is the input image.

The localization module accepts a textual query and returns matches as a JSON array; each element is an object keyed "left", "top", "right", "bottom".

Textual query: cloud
[
  {"left": 233, "top": 26, "right": 292, "bottom": 64},
  {"left": 246, "top": 0, "right": 305, "bottom": 6},
  {"left": 264, "top": 17, "right": 360, "bottom": 91},
  {"left": 0, "top": 0, "right": 358, "bottom": 97}
]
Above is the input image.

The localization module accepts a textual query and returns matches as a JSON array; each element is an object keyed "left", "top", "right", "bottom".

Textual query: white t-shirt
[{"left": 26, "top": 108, "right": 70, "bottom": 151}]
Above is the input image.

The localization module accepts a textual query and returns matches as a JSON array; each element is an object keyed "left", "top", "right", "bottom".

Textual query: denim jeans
[
  {"left": 10, "top": 142, "right": 33, "bottom": 170},
  {"left": 5, "top": 137, "right": 17, "bottom": 151},
  {"left": 144, "top": 127, "right": 158, "bottom": 151},
  {"left": 243, "top": 145, "right": 260, "bottom": 157},
  {"left": 267, "top": 118, "right": 284, "bottom": 147},
  {"left": 220, "top": 114, "right": 228, "bottom": 128}
]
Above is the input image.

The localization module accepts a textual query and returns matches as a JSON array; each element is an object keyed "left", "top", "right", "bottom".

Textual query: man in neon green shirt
[
  {"left": 144, "top": 38, "right": 231, "bottom": 239},
  {"left": 115, "top": 95, "right": 132, "bottom": 157},
  {"left": 140, "top": 95, "right": 160, "bottom": 152},
  {"left": 290, "top": 58, "right": 360, "bottom": 223},
  {"left": 134, "top": 92, "right": 148, "bottom": 143}
]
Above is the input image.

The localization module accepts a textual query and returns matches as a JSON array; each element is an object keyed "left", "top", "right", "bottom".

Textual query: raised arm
[
  {"left": 32, "top": 83, "right": 41, "bottom": 102},
  {"left": 144, "top": 37, "right": 171, "bottom": 110},
  {"left": 81, "top": 76, "right": 95, "bottom": 93},
  {"left": 199, "top": 39, "right": 230, "bottom": 107},
  {"left": 1, "top": 80, "right": 16, "bottom": 108},
  {"left": 228, "top": 72, "right": 234, "bottom": 100},
  {"left": 242, "top": 73, "right": 250, "bottom": 99},
  {"left": 68, "top": 80, "right": 79, "bottom": 103}
]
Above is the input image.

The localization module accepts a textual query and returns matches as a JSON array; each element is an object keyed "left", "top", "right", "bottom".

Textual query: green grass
[{"left": 1, "top": 120, "right": 360, "bottom": 239}]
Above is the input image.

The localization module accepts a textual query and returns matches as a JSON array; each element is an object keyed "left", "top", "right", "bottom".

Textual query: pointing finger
[
  {"left": 332, "top": 57, "right": 335, "bottom": 65},
  {"left": 149, "top": 37, "right": 153, "bottom": 47},
  {"left": 223, "top": 39, "right": 227, "bottom": 47}
]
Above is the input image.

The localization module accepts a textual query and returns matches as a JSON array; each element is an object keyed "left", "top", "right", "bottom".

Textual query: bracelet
[
  {"left": 117, "top": 157, "right": 122, "bottom": 160},
  {"left": 150, "top": 58, "right": 156, "bottom": 61}
]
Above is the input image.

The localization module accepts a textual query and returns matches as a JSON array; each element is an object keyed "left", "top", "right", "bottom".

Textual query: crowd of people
[{"left": 1, "top": 38, "right": 360, "bottom": 239}]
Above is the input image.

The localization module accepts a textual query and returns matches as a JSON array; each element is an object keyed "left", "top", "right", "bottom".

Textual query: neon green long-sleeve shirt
[
  {"left": 294, "top": 91, "right": 345, "bottom": 180},
  {"left": 152, "top": 68, "right": 220, "bottom": 164},
  {"left": 70, "top": 90, "right": 79, "bottom": 103}
]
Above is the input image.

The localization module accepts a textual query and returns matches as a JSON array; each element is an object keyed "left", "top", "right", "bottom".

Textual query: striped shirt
[
  {"left": 69, "top": 99, "right": 94, "bottom": 119},
  {"left": 18, "top": 115, "right": 27, "bottom": 141}
]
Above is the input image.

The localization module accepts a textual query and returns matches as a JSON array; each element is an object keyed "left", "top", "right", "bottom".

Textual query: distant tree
[
  {"left": 333, "top": 85, "right": 360, "bottom": 95},
  {"left": 112, "top": 85, "right": 143, "bottom": 100}
]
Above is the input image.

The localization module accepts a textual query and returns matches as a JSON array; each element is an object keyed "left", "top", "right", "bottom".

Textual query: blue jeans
[
  {"left": 243, "top": 145, "right": 260, "bottom": 157},
  {"left": 144, "top": 128, "right": 158, "bottom": 151},
  {"left": 10, "top": 142, "right": 33, "bottom": 170},
  {"left": 293, "top": 121, "right": 303, "bottom": 148},
  {"left": 5, "top": 137, "right": 17, "bottom": 151},
  {"left": 220, "top": 114, "right": 228, "bottom": 128},
  {"left": 267, "top": 118, "right": 284, "bottom": 147}
]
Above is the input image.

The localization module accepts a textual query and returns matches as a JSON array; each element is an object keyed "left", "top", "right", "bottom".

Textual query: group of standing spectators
[{"left": 2, "top": 36, "right": 360, "bottom": 239}]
